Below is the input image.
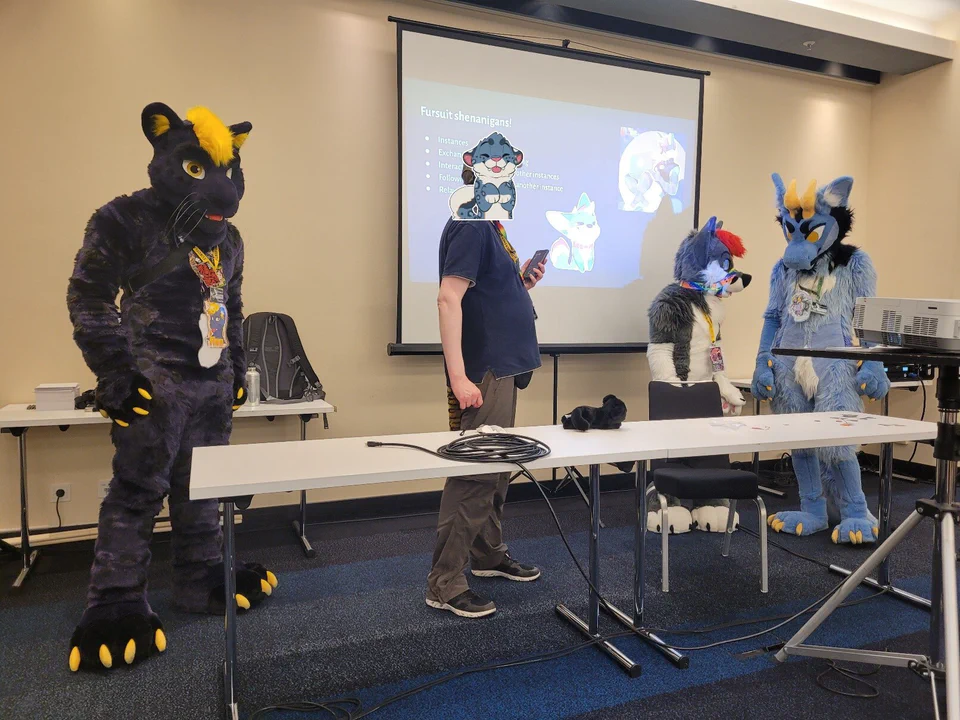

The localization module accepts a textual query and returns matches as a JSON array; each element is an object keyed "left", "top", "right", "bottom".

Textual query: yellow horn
[
  {"left": 801, "top": 179, "right": 817, "bottom": 219},
  {"left": 784, "top": 179, "right": 800, "bottom": 211}
]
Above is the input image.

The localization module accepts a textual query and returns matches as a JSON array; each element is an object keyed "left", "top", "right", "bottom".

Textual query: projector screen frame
[{"left": 389, "top": 16, "right": 708, "bottom": 356}]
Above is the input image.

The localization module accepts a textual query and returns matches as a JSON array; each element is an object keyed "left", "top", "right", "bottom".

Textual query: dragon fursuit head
[
  {"left": 752, "top": 174, "right": 889, "bottom": 544},
  {"left": 645, "top": 217, "right": 751, "bottom": 534},
  {"left": 65, "top": 103, "right": 278, "bottom": 673}
]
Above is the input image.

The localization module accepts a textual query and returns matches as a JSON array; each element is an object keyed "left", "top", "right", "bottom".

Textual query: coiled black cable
[{"left": 367, "top": 431, "right": 551, "bottom": 464}]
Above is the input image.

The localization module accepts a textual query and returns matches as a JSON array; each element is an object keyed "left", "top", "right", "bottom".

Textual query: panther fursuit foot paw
[
  {"left": 69, "top": 600, "right": 165, "bottom": 672},
  {"left": 209, "top": 562, "right": 279, "bottom": 614}
]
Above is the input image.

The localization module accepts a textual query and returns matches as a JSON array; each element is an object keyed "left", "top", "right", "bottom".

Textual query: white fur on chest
[{"left": 688, "top": 296, "right": 724, "bottom": 381}]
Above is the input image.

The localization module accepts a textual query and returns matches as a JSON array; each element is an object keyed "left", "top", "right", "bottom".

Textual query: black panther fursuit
[{"left": 65, "top": 103, "right": 277, "bottom": 672}]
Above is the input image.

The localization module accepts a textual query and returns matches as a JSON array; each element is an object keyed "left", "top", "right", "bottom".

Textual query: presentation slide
[{"left": 399, "top": 29, "right": 702, "bottom": 346}]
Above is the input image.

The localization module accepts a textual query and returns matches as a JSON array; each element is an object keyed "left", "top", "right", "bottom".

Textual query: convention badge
[
  {"left": 209, "top": 286, "right": 225, "bottom": 304},
  {"left": 197, "top": 301, "right": 228, "bottom": 368},
  {"left": 810, "top": 300, "right": 828, "bottom": 316},
  {"left": 448, "top": 132, "right": 523, "bottom": 221},
  {"left": 189, "top": 248, "right": 226, "bottom": 288},
  {"left": 789, "top": 289, "right": 813, "bottom": 322},
  {"left": 710, "top": 346, "right": 725, "bottom": 372}
]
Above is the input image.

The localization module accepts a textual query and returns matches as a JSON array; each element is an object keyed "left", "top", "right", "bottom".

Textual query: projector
[{"left": 854, "top": 297, "right": 960, "bottom": 352}]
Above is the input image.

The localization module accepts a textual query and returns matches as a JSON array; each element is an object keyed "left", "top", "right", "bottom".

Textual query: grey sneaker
[
  {"left": 426, "top": 589, "right": 497, "bottom": 618},
  {"left": 472, "top": 554, "right": 541, "bottom": 582}
]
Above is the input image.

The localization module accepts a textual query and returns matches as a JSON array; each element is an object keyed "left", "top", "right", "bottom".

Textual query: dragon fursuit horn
[
  {"left": 801, "top": 180, "right": 817, "bottom": 219},
  {"left": 784, "top": 179, "right": 800, "bottom": 211}
]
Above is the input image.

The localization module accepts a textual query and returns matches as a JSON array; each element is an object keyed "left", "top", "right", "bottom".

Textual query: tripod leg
[
  {"left": 778, "top": 509, "right": 925, "bottom": 662},
  {"left": 940, "top": 515, "right": 959, "bottom": 720}
]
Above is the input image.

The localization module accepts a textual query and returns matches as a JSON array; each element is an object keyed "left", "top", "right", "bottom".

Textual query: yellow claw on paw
[
  {"left": 855, "top": 530, "right": 863, "bottom": 544},
  {"left": 849, "top": 530, "right": 858, "bottom": 544},
  {"left": 155, "top": 629, "right": 167, "bottom": 652},
  {"left": 237, "top": 388, "right": 244, "bottom": 399},
  {"left": 124, "top": 639, "right": 136, "bottom": 665},
  {"left": 260, "top": 579, "right": 272, "bottom": 596},
  {"left": 767, "top": 514, "right": 776, "bottom": 526},
  {"left": 796, "top": 523, "right": 803, "bottom": 536},
  {"left": 133, "top": 406, "right": 149, "bottom": 416},
  {"left": 99, "top": 644, "right": 113, "bottom": 669},
  {"left": 766, "top": 386, "right": 772, "bottom": 392},
  {"left": 232, "top": 405, "right": 241, "bottom": 411},
  {"left": 861, "top": 383, "right": 867, "bottom": 391},
  {"left": 772, "top": 519, "right": 785, "bottom": 532},
  {"left": 873, "top": 526, "right": 879, "bottom": 538},
  {"left": 266, "top": 570, "right": 278, "bottom": 588},
  {"left": 114, "top": 419, "right": 129, "bottom": 428},
  {"left": 99, "top": 409, "right": 109, "bottom": 419},
  {"left": 767, "top": 359, "right": 773, "bottom": 368},
  {"left": 69, "top": 646, "right": 81, "bottom": 672},
  {"left": 236, "top": 594, "right": 251, "bottom": 610},
  {"left": 832, "top": 527, "right": 840, "bottom": 544},
  {"left": 138, "top": 388, "right": 152, "bottom": 400}
]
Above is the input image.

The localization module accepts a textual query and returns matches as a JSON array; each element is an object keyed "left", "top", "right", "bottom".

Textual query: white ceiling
[{"left": 788, "top": 0, "right": 960, "bottom": 33}]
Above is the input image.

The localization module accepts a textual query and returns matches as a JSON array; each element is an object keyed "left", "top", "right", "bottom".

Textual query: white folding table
[
  {"left": 190, "top": 412, "right": 936, "bottom": 720},
  {"left": 0, "top": 398, "right": 335, "bottom": 588}
]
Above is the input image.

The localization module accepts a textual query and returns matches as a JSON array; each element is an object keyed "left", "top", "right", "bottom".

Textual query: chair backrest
[{"left": 648, "top": 381, "right": 730, "bottom": 471}]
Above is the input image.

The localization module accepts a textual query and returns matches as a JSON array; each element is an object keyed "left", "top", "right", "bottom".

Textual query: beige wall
[{"left": 0, "top": 0, "right": 930, "bottom": 533}]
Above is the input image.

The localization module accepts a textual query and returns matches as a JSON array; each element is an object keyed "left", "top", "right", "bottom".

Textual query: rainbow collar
[{"left": 679, "top": 273, "right": 738, "bottom": 296}]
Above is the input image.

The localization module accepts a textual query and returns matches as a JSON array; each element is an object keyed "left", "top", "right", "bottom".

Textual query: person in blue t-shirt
[{"left": 425, "top": 164, "right": 546, "bottom": 619}]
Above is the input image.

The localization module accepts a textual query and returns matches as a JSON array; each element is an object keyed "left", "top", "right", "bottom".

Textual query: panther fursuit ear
[
  {"left": 821, "top": 176, "right": 853, "bottom": 209},
  {"left": 141, "top": 102, "right": 184, "bottom": 145},
  {"left": 229, "top": 121, "right": 252, "bottom": 150}
]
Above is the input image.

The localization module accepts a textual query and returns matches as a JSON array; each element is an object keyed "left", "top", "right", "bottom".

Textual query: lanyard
[
  {"left": 797, "top": 275, "right": 825, "bottom": 299},
  {"left": 493, "top": 221, "right": 522, "bottom": 277},
  {"left": 705, "top": 314, "right": 716, "bottom": 344},
  {"left": 192, "top": 246, "right": 220, "bottom": 270}
]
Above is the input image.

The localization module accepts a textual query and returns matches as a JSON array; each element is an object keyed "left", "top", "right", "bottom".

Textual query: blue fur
[{"left": 755, "top": 175, "right": 888, "bottom": 543}]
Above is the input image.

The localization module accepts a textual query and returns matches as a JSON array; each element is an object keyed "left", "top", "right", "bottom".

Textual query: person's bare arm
[{"left": 438, "top": 276, "right": 483, "bottom": 409}]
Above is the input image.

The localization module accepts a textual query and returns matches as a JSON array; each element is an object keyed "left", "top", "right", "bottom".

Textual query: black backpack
[{"left": 242, "top": 313, "right": 325, "bottom": 402}]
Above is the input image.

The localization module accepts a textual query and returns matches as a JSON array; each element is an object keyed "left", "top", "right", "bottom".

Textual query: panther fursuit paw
[{"left": 69, "top": 600, "right": 166, "bottom": 672}]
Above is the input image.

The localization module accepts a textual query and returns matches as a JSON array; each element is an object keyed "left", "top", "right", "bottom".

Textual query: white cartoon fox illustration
[{"left": 547, "top": 193, "right": 600, "bottom": 273}]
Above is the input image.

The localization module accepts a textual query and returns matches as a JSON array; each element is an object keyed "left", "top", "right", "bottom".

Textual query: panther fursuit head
[
  {"left": 449, "top": 132, "right": 523, "bottom": 220},
  {"left": 772, "top": 174, "right": 855, "bottom": 271},
  {"left": 675, "top": 216, "right": 750, "bottom": 296},
  {"left": 141, "top": 102, "right": 251, "bottom": 244}
]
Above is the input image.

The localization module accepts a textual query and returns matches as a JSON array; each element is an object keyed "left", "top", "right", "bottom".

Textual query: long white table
[
  {"left": 191, "top": 412, "right": 937, "bottom": 720},
  {"left": 0, "top": 398, "right": 335, "bottom": 588}
]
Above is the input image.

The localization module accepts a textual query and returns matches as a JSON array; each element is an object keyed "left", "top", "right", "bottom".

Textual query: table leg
[
  {"left": 10, "top": 430, "right": 39, "bottom": 589},
  {"left": 555, "top": 464, "right": 642, "bottom": 677},
  {"left": 222, "top": 500, "right": 239, "bottom": 720},
  {"left": 290, "top": 416, "right": 317, "bottom": 558},
  {"left": 601, "top": 461, "right": 689, "bottom": 669},
  {"left": 752, "top": 397, "right": 786, "bottom": 498},
  {"left": 828, "top": 441, "right": 931, "bottom": 610}
]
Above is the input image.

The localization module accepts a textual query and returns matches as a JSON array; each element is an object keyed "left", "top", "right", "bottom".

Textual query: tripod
[{"left": 775, "top": 349, "right": 960, "bottom": 720}]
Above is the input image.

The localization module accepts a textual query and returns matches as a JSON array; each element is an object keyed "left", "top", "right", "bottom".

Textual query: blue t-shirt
[{"left": 439, "top": 219, "right": 541, "bottom": 383}]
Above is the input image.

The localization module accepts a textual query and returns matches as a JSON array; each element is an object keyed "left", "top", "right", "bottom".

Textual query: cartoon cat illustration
[
  {"left": 547, "top": 193, "right": 600, "bottom": 273},
  {"left": 448, "top": 132, "right": 523, "bottom": 221}
]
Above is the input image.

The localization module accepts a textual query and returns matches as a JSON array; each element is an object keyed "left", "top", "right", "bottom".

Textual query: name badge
[{"left": 710, "top": 345, "right": 725, "bottom": 372}]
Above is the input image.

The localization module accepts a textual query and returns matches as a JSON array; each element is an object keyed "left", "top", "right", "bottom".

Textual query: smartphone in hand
[{"left": 524, "top": 249, "right": 549, "bottom": 279}]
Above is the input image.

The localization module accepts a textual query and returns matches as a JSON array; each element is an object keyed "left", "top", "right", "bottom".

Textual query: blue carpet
[{"left": 0, "top": 475, "right": 948, "bottom": 719}]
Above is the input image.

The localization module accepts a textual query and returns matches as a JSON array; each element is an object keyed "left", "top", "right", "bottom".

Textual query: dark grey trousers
[{"left": 427, "top": 372, "right": 518, "bottom": 603}]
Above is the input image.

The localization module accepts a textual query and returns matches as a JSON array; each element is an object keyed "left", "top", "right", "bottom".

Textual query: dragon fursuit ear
[
  {"left": 141, "top": 102, "right": 184, "bottom": 145},
  {"left": 822, "top": 176, "right": 854, "bottom": 208},
  {"left": 229, "top": 121, "right": 252, "bottom": 150},
  {"left": 771, "top": 173, "right": 786, "bottom": 207}
]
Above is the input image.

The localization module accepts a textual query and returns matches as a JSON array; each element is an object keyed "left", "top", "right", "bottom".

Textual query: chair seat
[{"left": 652, "top": 467, "right": 759, "bottom": 500}]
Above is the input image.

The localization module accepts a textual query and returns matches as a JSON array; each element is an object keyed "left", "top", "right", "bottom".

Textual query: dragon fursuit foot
[
  {"left": 767, "top": 510, "right": 829, "bottom": 537},
  {"left": 831, "top": 517, "right": 879, "bottom": 545}
]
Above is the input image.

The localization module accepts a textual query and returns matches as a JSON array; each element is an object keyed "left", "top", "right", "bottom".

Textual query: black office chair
[{"left": 647, "top": 381, "right": 768, "bottom": 594}]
